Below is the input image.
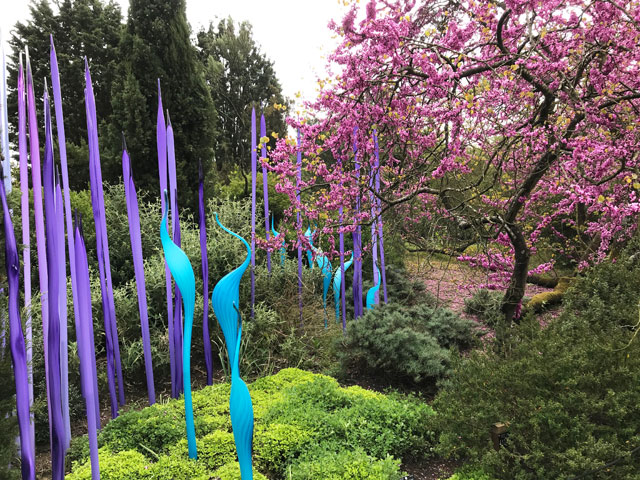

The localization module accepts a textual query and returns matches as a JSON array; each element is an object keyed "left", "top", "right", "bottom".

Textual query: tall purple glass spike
[
  {"left": 250, "top": 107, "right": 256, "bottom": 319},
  {"left": 123, "top": 142, "right": 155, "bottom": 404},
  {"left": 1, "top": 33, "right": 11, "bottom": 192},
  {"left": 1, "top": 164, "right": 35, "bottom": 479},
  {"left": 51, "top": 35, "right": 88, "bottom": 435},
  {"left": 198, "top": 160, "right": 213, "bottom": 385},
  {"left": 157, "top": 81, "right": 175, "bottom": 396},
  {"left": 73, "top": 214, "right": 100, "bottom": 480},
  {"left": 338, "top": 160, "right": 347, "bottom": 330},
  {"left": 261, "top": 114, "right": 271, "bottom": 274},
  {"left": 85, "top": 58, "right": 125, "bottom": 414},
  {"left": 352, "top": 128, "right": 363, "bottom": 319},
  {"left": 26, "top": 50, "right": 52, "bottom": 438},
  {"left": 43, "top": 85, "right": 65, "bottom": 479},
  {"left": 17, "top": 55, "right": 35, "bottom": 446},
  {"left": 373, "top": 131, "right": 388, "bottom": 302},
  {"left": 297, "top": 129, "right": 303, "bottom": 327},
  {"left": 167, "top": 112, "right": 183, "bottom": 396},
  {"left": 370, "top": 174, "right": 379, "bottom": 307},
  {"left": 55, "top": 171, "right": 70, "bottom": 449}
]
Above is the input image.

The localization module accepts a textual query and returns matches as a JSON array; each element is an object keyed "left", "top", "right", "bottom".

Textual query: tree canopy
[
  {"left": 109, "top": 0, "right": 217, "bottom": 211},
  {"left": 269, "top": 0, "right": 640, "bottom": 321},
  {"left": 196, "top": 18, "right": 288, "bottom": 188},
  {"left": 7, "top": 0, "right": 122, "bottom": 190}
]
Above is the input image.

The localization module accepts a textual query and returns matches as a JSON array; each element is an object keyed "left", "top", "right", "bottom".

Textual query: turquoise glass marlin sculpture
[
  {"left": 271, "top": 215, "right": 286, "bottom": 267},
  {"left": 333, "top": 253, "right": 354, "bottom": 322},
  {"left": 211, "top": 214, "right": 254, "bottom": 479},
  {"left": 366, "top": 262, "right": 382, "bottom": 310},
  {"left": 159, "top": 190, "right": 197, "bottom": 459}
]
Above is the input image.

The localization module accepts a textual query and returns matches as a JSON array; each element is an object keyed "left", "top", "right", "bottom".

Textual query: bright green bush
[
  {"left": 339, "top": 303, "right": 476, "bottom": 382},
  {"left": 290, "top": 449, "right": 404, "bottom": 480},
  {"left": 212, "top": 461, "right": 269, "bottom": 480},
  {"left": 67, "top": 369, "right": 433, "bottom": 479},
  {"left": 433, "top": 248, "right": 640, "bottom": 479},
  {"left": 66, "top": 448, "right": 151, "bottom": 480},
  {"left": 445, "top": 466, "right": 496, "bottom": 480}
]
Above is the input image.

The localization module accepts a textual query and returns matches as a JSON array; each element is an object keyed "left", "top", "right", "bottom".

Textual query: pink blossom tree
[{"left": 268, "top": 0, "right": 640, "bottom": 321}]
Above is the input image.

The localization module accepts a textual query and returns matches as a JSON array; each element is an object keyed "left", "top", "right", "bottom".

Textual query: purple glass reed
[
  {"left": 73, "top": 215, "right": 100, "bottom": 480},
  {"left": 85, "top": 59, "right": 124, "bottom": 415},
  {"left": 167, "top": 113, "right": 183, "bottom": 396},
  {"left": 352, "top": 128, "right": 363, "bottom": 318},
  {"left": 250, "top": 108, "right": 256, "bottom": 319},
  {"left": 297, "top": 129, "right": 303, "bottom": 326},
  {"left": 43, "top": 85, "right": 65, "bottom": 479},
  {"left": 198, "top": 160, "right": 213, "bottom": 385},
  {"left": 17, "top": 55, "right": 35, "bottom": 446},
  {"left": 373, "top": 131, "right": 387, "bottom": 302},
  {"left": 157, "top": 81, "right": 175, "bottom": 397},
  {"left": 1, "top": 164, "right": 35, "bottom": 479},
  {"left": 123, "top": 144, "right": 155, "bottom": 404},
  {"left": 261, "top": 114, "right": 271, "bottom": 273}
]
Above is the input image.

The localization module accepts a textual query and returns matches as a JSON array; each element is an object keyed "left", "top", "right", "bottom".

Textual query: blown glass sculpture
[
  {"left": 333, "top": 253, "right": 354, "bottom": 322},
  {"left": 271, "top": 216, "right": 285, "bottom": 267},
  {"left": 315, "top": 253, "right": 333, "bottom": 327},
  {"left": 160, "top": 190, "right": 197, "bottom": 459},
  {"left": 211, "top": 214, "right": 254, "bottom": 479},
  {"left": 366, "top": 263, "right": 382, "bottom": 310}
]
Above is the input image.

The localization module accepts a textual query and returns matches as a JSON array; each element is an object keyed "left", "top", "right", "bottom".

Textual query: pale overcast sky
[{"left": 0, "top": 0, "right": 350, "bottom": 108}]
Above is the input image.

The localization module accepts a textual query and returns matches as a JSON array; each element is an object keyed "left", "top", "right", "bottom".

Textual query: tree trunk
[{"left": 501, "top": 224, "right": 530, "bottom": 322}]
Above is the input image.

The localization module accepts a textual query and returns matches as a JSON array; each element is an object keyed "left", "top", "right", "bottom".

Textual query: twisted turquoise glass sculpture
[
  {"left": 304, "top": 225, "right": 314, "bottom": 268},
  {"left": 211, "top": 214, "right": 254, "bottom": 479},
  {"left": 271, "top": 215, "right": 285, "bottom": 267},
  {"left": 333, "top": 253, "right": 354, "bottom": 322},
  {"left": 160, "top": 190, "right": 197, "bottom": 459},
  {"left": 366, "top": 263, "right": 382, "bottom": 310},
  {"left": 315, "top": 253, "right": 332, "bottom": 327}
]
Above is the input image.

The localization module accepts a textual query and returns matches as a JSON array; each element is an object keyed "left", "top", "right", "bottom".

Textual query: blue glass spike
[
  {"left": 366, "top": 262, "right": 382, "bottom": 310},
  {"left": 304, "top": 225, "right": 314, "bottom": 268},
  {"left": 229, "top": 316, "right": 254, "bottom": 479},
  {"left": 211, "top": 213, "right": 251, "bottom": 368},
  {"left": 333, "top": 253, "right": 354, "bottom": 321},
  {"left": 159, "top": 190, "right": 197, "bottom": 459},
  {"left": 315, "top": 254, "right": 333, "bottom": 326}
]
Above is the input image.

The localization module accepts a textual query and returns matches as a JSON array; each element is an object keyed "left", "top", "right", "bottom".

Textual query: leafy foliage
[
  {"left": 433, "top": 247, "right": 640, "bottom": 479},
  {"left": 340, "top": 303, "right": 476, "bottom": 382},
  {"left": 0, "top": 343, "right": 19, "bottom": 480},
  {"left": 290, "top": 449, "right": 403, "bottom": 480},
  {"left": 67, "top": 369, "right": 434, "bottom": 479}
]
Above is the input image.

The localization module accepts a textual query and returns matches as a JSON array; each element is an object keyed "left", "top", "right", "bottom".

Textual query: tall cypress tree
[
  {"left": 110, "top": 0, "right": 217, "bottom": 211},
  {"left": 196, "top": 18, "right": 288, "bottom": 185}
]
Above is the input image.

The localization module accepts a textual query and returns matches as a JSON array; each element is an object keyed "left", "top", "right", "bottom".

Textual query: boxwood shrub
[{"left": 67, "top": 368, "right": 435, "bottom": 479}]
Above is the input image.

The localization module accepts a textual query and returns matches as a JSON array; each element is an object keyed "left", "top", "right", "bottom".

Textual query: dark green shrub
[
  {"left": 0, "top": 347, "right": 19, "bottom": 480},
  {"left": 339, "top": 303, "right": 476, "bottom": 382},
  {"left": 433, "top": 250, "right": 640, "bottom": 479},
  {"left": 345, "top": 264, "right": 437, "bottom": 320},
  {"left": 464, "top": 288, "right": 504, "bottom": 325}
]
